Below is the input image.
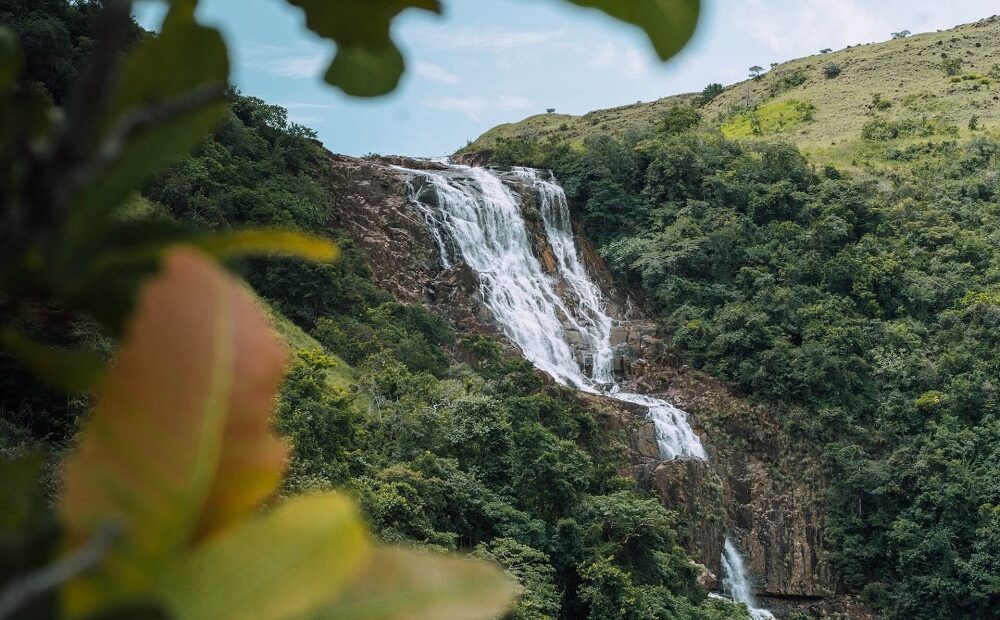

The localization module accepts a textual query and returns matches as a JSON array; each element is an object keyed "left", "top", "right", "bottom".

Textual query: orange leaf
[{"left": 60, "top": 247, "right": 288, "bottom": 616}]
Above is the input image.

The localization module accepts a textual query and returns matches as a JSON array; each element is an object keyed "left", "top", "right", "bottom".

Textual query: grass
[
  {"left": 720, "top": 99, "right": 816, "bottom": 138},
  {"left": 461, "top": 16, "right": 1000, "bottom": 171},
  {"left": 259, "top": 297, "right": 354, "bottom": 390}
]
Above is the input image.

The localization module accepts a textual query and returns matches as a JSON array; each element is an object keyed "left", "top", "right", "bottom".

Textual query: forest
[{"left": 488, "top": 108, "right": 1000, "bottom": 618}]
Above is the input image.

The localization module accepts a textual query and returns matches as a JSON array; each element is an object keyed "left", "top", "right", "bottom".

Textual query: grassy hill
[{"left": 461, "top": 16, "right": 1000, "bottom": 170}]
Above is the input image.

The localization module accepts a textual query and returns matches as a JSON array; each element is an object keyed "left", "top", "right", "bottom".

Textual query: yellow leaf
[
  {"left": 194, "top": 229, "right": 340, "bottom": 262},
  {"left": 83, "top": 229, "right": 339, "bottom": 278},
  {"left": 313, "top": 547, "right": 517, "bottom": 620},
  {"left": 60, "top": 247, "right": 289, "bottom": 616},
  {"left": 156, "top": 494, "right": 370, "bottom": 620}
]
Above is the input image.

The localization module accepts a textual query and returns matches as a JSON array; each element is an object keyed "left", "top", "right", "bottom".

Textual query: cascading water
[
  {"left": 720, "top": 538, "right": 776, "bottom": 620},
  {"left": 397, "top": 160, "right": 768, "bottom": 611},
  {"left": 397, "top": 161, "right": 706, "bottom": 459}
]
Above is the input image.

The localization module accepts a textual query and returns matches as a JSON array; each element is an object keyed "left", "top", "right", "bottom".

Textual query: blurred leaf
[
  {"left": 283, "top": 0, "right": 441, "bottom": 97},
  {"left": 0, "top": 328, "right": 105, "bottom": 394},
  {"left": 313, "top": 547, "right": 517, "bottom": 620},
  {"left": 564, "top": 0, "right": 701, "bottom": 60},
  {"left": 195, "top": 229, "right": 340, "bottom": 262},
  {"left": 60, "top": 247, "right": 288, "bottom": 617},
  {"left": 81, "top": 229, "right": 339, "bottom": 290},
  {"left": 0, "top": 454, "right": 46, "bottom": 533},
  {"left": 62, "top": 5, "right": 230, "bottom": 267},
  {"left": 0, "top": 26, "right": 20, "bottom": 89},
  {"left": 156, "top": 494, "right": 370, "bottom": 620},
  {"left": 325, "top": 42, "right": 405, "bottom": 97}
]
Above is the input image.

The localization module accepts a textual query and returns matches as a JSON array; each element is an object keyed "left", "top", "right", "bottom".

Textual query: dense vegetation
[
  {"left": 488, "top": 113, "right": 1000, "bottom": 618},
  {"left": 132, "top": 93, "right": 750, "bottom": 620},
  {"left": 0, "top": 3, "right": 744, "bottom": 619}
]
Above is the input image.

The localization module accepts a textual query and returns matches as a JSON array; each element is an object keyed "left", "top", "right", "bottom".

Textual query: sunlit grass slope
[{"left": 462, "top": 16, "right": 1000, "bottom": 170}]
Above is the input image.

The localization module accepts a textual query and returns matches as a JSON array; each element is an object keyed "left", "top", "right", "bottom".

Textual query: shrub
[
  {"left": 698, "top": 82, "right": 724, "bottom": 106},
  {"left": 941, "top": 57, "right": 963, "bottom": 76},
  {"left": 823, "top": 62, "right": 842, "bottom": 78},
  {"left": 659, "top": 106, "right": 702, "bottom": 135}
]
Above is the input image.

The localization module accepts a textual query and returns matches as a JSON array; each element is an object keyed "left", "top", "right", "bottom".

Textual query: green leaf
[
  {"left": 0, "top": 27, "right": 21, "bottom": 89},
  {"left": 0, "top": 328, "right": 105, "bottom": 394},
  {"left": 561, "top": 0, "right": 701, "bottom": 60},
  {"left": 156, "top": 494, "right": 370, "bottom": 620},
  {"left": 283, "top": 0, "right": 441, "bottom": 97},
  {"left": 313, "top": 547, "right": 517, "bottom": 620},
  {"left": 61, "top": 5, "right": 230, "bottom": 270},
  {"left": 0, "top": 454, "right": 46, "bottom": 533},
  {"left": 325, "top": 42, "right": 405, "bottom": 98},
  {"left": 60, "top": 247, "right": 289, "bottom": 617}
]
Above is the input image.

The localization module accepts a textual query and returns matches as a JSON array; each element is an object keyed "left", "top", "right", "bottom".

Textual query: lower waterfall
[
  {"left": 721, "top": 538, "right": 776, "bottom": 620},
  {"left": 396, "top": 160, "right": 769, "bottom": 614}
]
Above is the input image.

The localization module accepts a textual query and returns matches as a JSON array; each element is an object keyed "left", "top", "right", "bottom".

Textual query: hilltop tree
[
  {"left": 891, "top": 30, "right": 911, "bottom": 39},
  {"left": 820, "top": 48, "right": 833, "bottom": 54},
  {"left": 697, "top": 82, "right": 724, "bottom": 106},
  {"left": 749, "top": 65, "right": 764, "bottom": 79}
]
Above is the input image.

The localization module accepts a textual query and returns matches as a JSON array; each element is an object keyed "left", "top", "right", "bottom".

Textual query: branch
[
  {"left": 67, "top": 81, "right": 227, "bottom": 197},
  {"left": 0, "top": 522, "right": 121, "bottom": 620}
]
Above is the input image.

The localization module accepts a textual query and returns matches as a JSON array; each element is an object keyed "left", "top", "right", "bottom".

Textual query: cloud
[
  {"left": 418, "top": 28, "right": 563, "bottom": 51},
  {"left": 740, "top": 0, "right": 885, "bottom": 55},
  {"left": 589, "top": 42, "right": 651, "bottom": 80},
  {"left": 422, "top": 95, "right": 532, "bottom": 120},
  {"left": 413, "top": 62, "right": 461, "bottom": 85},
  {"left": 264, "top": 55, "right": 326, "bottom": 78}
]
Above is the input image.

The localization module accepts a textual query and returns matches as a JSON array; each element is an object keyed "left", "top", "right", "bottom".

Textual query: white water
[
  {"left": 397, "top": 161, "right": 773, "bottom": 612},
  {"left": 721, "top": 537, "right": 776, "bottom": 620},
  {"left": 397, "top": 161, "right": 705, "bottom": 459}
]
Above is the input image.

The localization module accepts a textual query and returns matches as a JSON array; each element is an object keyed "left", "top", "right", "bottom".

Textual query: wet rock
[
  {"left": 695, "top": 564, "right": 719, "bottom": 591},
  {"left": 649, "top": 459, "right": 727, "bottom": 575}
]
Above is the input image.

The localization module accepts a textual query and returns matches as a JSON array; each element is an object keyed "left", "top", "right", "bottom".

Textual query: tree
[
  {"left": 891, "top": 30, "right": 911, "bottom": 39},
  {"left": 749, "top": 65, "right": 764, "bottom": 79},
  {"left": 659, "top": 105, "right": 702, "bottom": 135},
  {"left": 820, "top": 48, "right": 833, "bottom": 54},
  {"left": 698, "top": 82, "right": 724, "bottom": 106}
]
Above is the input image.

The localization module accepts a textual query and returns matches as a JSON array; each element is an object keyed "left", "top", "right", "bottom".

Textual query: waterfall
[
  {"left": 396, "top": 162, "right": 771, "bottom": 615},
  {"left": 396, "top": 161, "right": 705, "bottom": 459},
  {"left": 721, "top": 537, "right": 775, "bottom": 620}
]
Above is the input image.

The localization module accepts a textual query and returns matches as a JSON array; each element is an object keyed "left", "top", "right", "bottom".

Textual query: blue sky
[{"left": 136, "top": 0, "right": 998, "bottom": 157}]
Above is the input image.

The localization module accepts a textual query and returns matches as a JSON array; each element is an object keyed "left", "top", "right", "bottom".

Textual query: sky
[{"left": 135, "top": 0, "right": 999, "bottom": 157}]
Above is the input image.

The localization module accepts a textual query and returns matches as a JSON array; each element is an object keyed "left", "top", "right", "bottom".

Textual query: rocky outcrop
[
  {"left": 327, "top": 154, "right": 440, "bottom": 304},
  {"left": 647, "top": 459, "right": 728, "bottom": 576}
]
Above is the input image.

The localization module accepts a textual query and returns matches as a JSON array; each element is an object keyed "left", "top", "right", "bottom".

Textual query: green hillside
[{"left": 462, "top": 16, "right": 1000, "bottom": 170}]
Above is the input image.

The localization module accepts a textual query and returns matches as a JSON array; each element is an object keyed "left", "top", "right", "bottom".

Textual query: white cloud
[
  {"left": 265, "top": 55, "right": 326, "bottom": 78},
  {"left": 590, "top": 42, "right": 651, "bottom": 80},
  {"left": 422, "top": 95, "right": 532, "bottom": 120},
  {"left": 741, "top": 0, "right": 885, "bottom": 55},
  {"left": 414, "top": 62, "right": 461, "bottom": 85},
  {"left": 419, "top": 28, "right": 563, "bottom": 51}
]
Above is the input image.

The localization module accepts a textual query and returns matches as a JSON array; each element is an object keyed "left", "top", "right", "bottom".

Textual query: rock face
[
  {"left": 325, "top": 153, "right": 857, "bottom": 617},
  {"left": 647, "top": 459, "right": 727, "bottom": 576}
]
